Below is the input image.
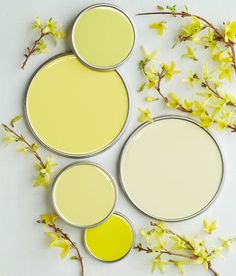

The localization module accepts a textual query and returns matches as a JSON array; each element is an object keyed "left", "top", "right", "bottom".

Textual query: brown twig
[
  {"left": 135, "top": 223, "right": 220, "bottom": 276},
  {"left": 201, "top": 81, "right": 236, "bottom": 107},
  {"left": 2, "top": 123, "right": 46, "bottom": 168},
  {"left": 37, "top": 220, "right": 84, "bottom": 276},
  {"left": 150, "top": 222, "right": 194, "bottom": 250},
  {"left": 137, "top": 11, "right": 236, "bottom": 72},
  {"left": 140, "top": 62, "right": 236, "bottom": 132},
  {"left": 21, "top": 30, "right": 50, "bottom": 70},
  {"left": 134, "top": 243, "right": 196, "bottom": 260}
]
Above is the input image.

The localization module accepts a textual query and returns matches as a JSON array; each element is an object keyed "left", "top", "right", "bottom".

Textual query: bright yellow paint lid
[
  {"left": 26, "top": 53, "right": 129, "bottom": 157},
  {"left": 52, "top": 162, "right": 117, "bottom": 228},
  {"left": 84, "top": 213, "right": 134, "bottom": 262},
  {"left": 71, "top": 4, "right": 135, "bottom": 70}
]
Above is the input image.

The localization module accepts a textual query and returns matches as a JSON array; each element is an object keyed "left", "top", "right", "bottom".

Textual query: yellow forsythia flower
[
  {"left": 182, "top": 72, "right": 200, "bottom": 87},
  {"left": 150, "top": 21, "right": 167, "bottom": 36},
  {"left": 145, "top": 96, "right": 158, "bottom": 102},
  {"left": 224, "top": 21, "right": 236, "bottom": 43},
  {"left": 217, "top": 120, "right": 228, "bottom": 130},
  {"left": 218, "top": 65, "right": 234, "bottom": 82},
  {"left": 41, "top": 213, "right": 58, "bottom": 225},
  {"left": 152, "top": 256, "right": 168, "bottom": 273},
  {"left": 182, "top": 99, "right": 193, "bottom": 111},
  {"left": 220, "top": 237, "right": 236, "bottom": 249},
  {"left": 203, "top": 219, "right": 219, "bottom": 234},
  {"left": 181, "top": 46, "right": 198, "bottom": 61},
  {"left": 138, "top": 108, "right": 154, "bottom": 123},
  {"left": 163, "top": 61, "right": 181, "bottom": 81},
  {"left": 46, "top": 232, "right": 71, "bottom": 258},
  {"left": 167, "top": 93, "right": 180, "bottom": 109},
  {"left": 32, "top": 17, "right": 42, "bottom": 30},
  {"left": 192, "top": 101, "right": 206, "bottom": 117},
  {"left": 200, "top": 114, "right": 214, "bottom": 128}
]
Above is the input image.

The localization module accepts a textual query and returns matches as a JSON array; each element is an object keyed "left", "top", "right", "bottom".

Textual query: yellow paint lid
[
  {"left": 52, "top": 162, "right": 118, "bottom": 228},
  {"left": 71, "top": 4, "right": 135, "bottom": 70},
  {"left": 84, "top": 213, "right": 135, "bottom": 262},
  {"left": 25, "top": 53, "right": 130, "bottom": 157}
]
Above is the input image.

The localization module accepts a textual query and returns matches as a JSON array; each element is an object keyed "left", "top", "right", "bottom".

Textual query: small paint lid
[
  {"left": 71, "top": 4, "right": 135, "bottom": 70},
  {"left": 52, "top": 162, "right": 118, "bottom": 228},
  {"left": 84, "top": 212, "right": 135, "bottom": 262}
]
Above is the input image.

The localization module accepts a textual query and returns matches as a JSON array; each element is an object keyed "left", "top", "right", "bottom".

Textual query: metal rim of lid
[
  {"left": 51, "top": 161, "right": 119, "bottom": 229},
  {"left": 70, "top": 3, "right": 136, "bottom": 71},
  {"left": 119, "top": 114, "right": 225, "bottom": 222},
  {"left": 83, "top": 211, "right": 135, "bottom": 262},
  {"left": 24, "top": 52, "right": 131, "bottom": 158}
]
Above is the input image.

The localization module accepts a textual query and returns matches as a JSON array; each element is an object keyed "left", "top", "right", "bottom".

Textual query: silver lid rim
[
  {"left": 70, "top": 3, "right": 136, "bottom": 71},
  {"left": 119, "top": 114, "right": 225, "bottom": 222},
  {"left": 51, "top": 161, "right": 118, "bottom": 229},
  {"left": 24, "top": 52, "right": 131, "bottom": 158},
  {"left": 83, "top": 211, "right": 136, "bottom": 262}
]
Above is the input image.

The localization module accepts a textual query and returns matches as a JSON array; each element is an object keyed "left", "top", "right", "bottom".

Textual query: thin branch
[
  {"left": 137, "top": 11, "right": 236, "bottom": 72},
  {"left": 140, "top": 64, "right": 236, "bottom": 132},
  {"left": 150, "top": 222, "right": 194, "bottom": 250},
  {"left": 134, "top": 244, "right": 196, "bottom": 260},
  {"left": 37, "top": 220, "right": 84, "bottom": 276},
  {"left": 2, "top": 123, "right": 46, "bottom": 168},
  {"left": 201, "top": 81, "right": 236, "bottom": 107},
  {"left": 135, "top": 223, "right": 221, "bottom": 276},
  {"left": 21, "top": 30, "right": 49, "bottom": 70}
]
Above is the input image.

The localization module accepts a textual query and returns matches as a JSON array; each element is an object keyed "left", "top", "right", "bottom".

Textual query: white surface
[{"left": 1, "top": 0, "right": 236, "bottom": 276}]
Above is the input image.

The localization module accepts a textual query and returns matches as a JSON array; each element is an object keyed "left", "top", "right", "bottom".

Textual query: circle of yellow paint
[
  {"left": 71, "top": 4, "right": 135, "bottom": 70},
  {"left": 84, "top": 213, "right": 134, "bottom": 262},
  {"left": 26, "top": 53, "right": 129, "bottom": 157},
  {"left": 120, "top": 116, "right": 224, "bottom": 221},
  {"left": 52, "top": 162, "right": 117, "bottom": 228}
]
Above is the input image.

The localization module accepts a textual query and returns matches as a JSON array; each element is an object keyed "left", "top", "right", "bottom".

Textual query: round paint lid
[
  {"left": 52, "top": 162, "right": 118, "bottom": 228},
  {"left": 71, "top": 4, "right": 135, "bottom": 70},
  {"left": 84, "top": 213, "right": 135, "bottom": 262},
  {"left": 119, "top": 116, "right": 224, "bottom": 221},
  {"left": 25, "top": 53, "right": 130, "bottom": 157}
]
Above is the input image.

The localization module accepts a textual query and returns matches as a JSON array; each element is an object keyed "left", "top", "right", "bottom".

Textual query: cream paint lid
[
  {"left": 25, "top": 53, "right": 130, "bottom": 157},
  {"left": 52, "top": 162, "right": 118, "bottom": 228},
  {"left": 119, "top": 116, "right": 224, "bottom": 221},
  {"left": 71, "top": 4, "right": 135, "bottom": 70}
]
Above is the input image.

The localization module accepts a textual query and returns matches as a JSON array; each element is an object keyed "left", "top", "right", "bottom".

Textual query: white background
[{"left": 1, "top": 0, "right": 236, "bottom": 275}]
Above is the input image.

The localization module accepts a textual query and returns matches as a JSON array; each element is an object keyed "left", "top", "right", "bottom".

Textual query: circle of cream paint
[
  {"left": 71, "top": 4, "right": 135, "bottom": 70},
  {"left": 25, "top": 53, "right": 129, "bottom": 157},
  {"left": 84, "top": 213, "right": 135, "bottom": 262},
  {"left": 119, "top": 116, "right": 224, "bottom": 221},
  {"left": 52, "top": 162, "right": 118, "bottom": 228}
]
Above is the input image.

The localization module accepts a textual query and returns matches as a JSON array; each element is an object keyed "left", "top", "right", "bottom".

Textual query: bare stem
[
  {"left": 37, "top": 220, "right": 84, "bottom": 276},
  {"left": 135, "top": 243, "right": 196, "bottom": 260},
  {"left": 21, "top": 30, "right": 50, "bottom": 70},
  {"left": 2, "top": 123, "right": 46, "bottom": 168},
  {"left": 137, "top": 11, "right": 236, "bottom": 72},
  {"left": 201, "top": 81, "right": 236, "bottom": 107}
]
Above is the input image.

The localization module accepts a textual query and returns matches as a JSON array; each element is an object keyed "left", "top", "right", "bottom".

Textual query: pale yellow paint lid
[
  {"left": 52, "top": 162, "right": 117, "bottom": 228},
  {"left": 72, "top": 5, "right": 135, "bottom": 70},
  {"left": 84, "top": 213, "right": 134, "bottom": 262},
  {"left": 26, "top": 53, "right": 129, "bottom": 157},
  {"left": 120, "top": 117, "right": 224, "bottom": 221}
]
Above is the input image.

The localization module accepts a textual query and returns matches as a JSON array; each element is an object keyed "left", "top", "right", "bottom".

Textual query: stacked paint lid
[
  {"left": 25, "top": 4, "right": 135, "bottom": 158},
  {"left": 25, "top": 3, "right": 136, "bottom": 262}
]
